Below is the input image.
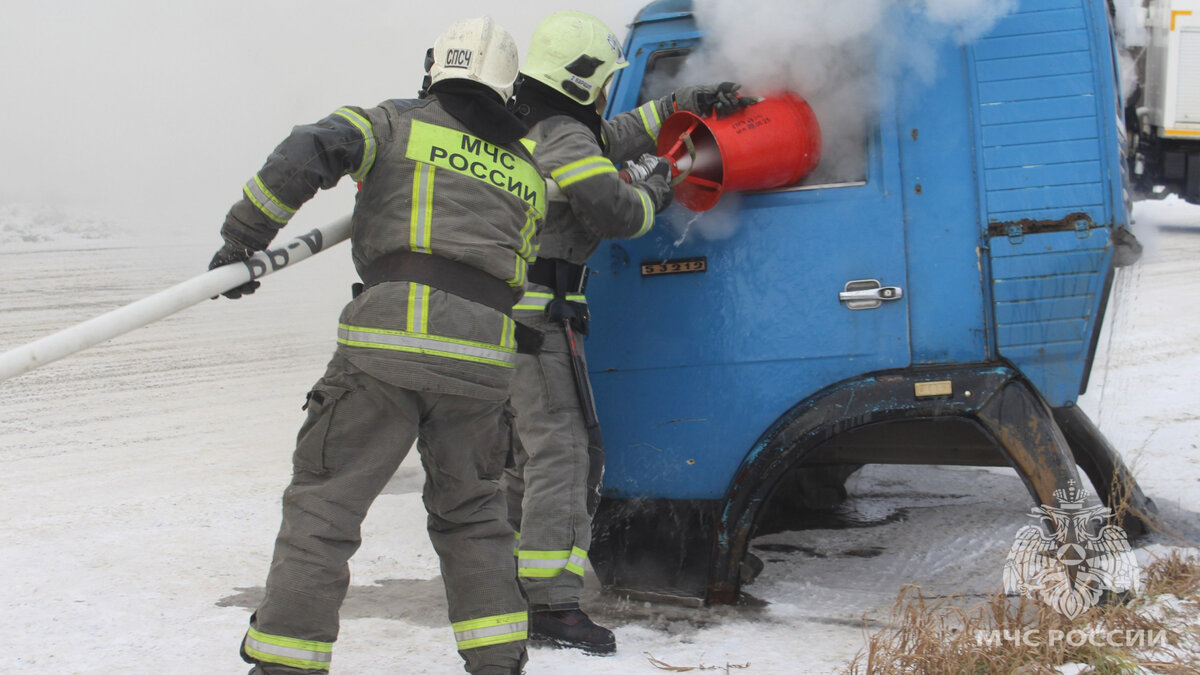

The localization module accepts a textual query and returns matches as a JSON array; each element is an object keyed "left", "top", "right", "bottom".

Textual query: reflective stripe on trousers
[
  {"left": 517, "top": 546, "right": 588, "bottom": 578},
  {"left": 243, "top": 627, "right": 333, "bottom": 671},
  {"left": 453, "top": 611, "right": 529, "bottom": 650}
]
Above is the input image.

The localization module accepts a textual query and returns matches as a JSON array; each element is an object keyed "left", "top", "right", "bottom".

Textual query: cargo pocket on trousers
[
  {"left": 294, "top": 382, "right": 353, "bottom": 475},
  {"left": 538, "top": 350, "right": 581, "bottom": 413},
  {"left": 484, "top": 402, "right": 516, "bottom": 481}
]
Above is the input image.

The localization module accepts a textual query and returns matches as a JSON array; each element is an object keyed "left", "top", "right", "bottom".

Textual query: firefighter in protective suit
[
  {"left": 502, "top": 10, "right": 755, "bottom": 655},
  {"left": 208, "top": 17, "right": 540, "bottom": 675}
]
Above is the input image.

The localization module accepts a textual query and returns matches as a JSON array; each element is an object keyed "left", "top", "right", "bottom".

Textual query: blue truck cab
[{"left": 585, "top": 0, "right": 1154, "bottom": 604}]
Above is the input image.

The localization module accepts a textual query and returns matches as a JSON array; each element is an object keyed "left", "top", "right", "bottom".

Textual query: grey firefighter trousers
[
  {"left": 244, "top": 353, "right": 527, "bottom": 675},
  {"left": 501, "top": 331, "right": 603, "bottom": 610}
]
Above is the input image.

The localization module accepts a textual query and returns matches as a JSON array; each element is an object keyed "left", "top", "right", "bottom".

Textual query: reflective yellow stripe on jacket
[
  {"left": 452, "top": 611, "right": 529, "bottom": 650},
  {"left": 338, "top": 324, "right": 516, "bottom": 368},
  {"left": 409, "top": 163, "right": 435, "bottom": 254},
  {"left": 243, "top": 175, "right": 297, "bottom": 225},
  {"left": 632, "top": 186, "right": 655, "bottom": 237},
  {"left": 333, "top": 107, "right": 377, "bottom": 181},
  {"left": 636, "top": 100, "right": 663, "bottom": 142},
  {"left": 550, "top": 155, "right": 617, "bottom": 189},
  {"left": 242, "top": 628, "right": 332, "bottom": 671},
  {"left": 406, "top": 283, "right": 430, "bottom": 334},
  {"left": 513, "top": 291, "right": 586, "bottom": 313}
]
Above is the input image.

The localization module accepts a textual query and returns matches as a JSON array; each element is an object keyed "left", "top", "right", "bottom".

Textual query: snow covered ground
[{"left": 0, "top": 196, "right": 1197, "bottom": 674}]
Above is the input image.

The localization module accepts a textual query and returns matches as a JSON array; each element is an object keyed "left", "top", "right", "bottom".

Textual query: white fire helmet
[
  {"left": 428, "top": 16, "right": 520, "bottom": 102},
  {"left": 523, "top": 10, "right": 629, "bottom": 105}
]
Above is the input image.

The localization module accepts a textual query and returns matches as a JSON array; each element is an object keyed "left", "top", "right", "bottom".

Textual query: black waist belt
[
  {"left": 527, "top": 258, "right": 587, "bottom": 294},
  {"left": 361, "top": 251, "right": 514, "bottom": 316}
]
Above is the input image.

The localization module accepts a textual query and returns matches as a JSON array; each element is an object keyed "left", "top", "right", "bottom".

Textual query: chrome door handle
[{"left": 839, "top": 279, "right": 903, "bottom": 310}]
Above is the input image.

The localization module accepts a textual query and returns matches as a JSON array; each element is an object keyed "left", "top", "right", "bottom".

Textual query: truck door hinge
[{"left": 1073, "top": 217, "right": 1093, "bottom": 239}]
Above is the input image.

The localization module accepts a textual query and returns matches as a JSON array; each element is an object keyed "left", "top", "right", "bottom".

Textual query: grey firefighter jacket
[
  {"left": 527, "top": 94, "right": 676, "bottom": 268},
  {"left": 221, "top": 96, "right": 545, "bottom": 400},
  {"left": 515, "top": 95, "right": 675, "bottom": 338}
]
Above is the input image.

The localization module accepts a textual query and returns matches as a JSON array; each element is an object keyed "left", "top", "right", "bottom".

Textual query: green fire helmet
[{"left": 523, "top": 10, "right": 629, "bottom": 105}]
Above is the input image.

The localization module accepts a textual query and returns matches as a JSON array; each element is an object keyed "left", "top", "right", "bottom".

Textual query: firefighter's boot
[{"left": 529, "top": 608, "right": 616, "bottom": 655}]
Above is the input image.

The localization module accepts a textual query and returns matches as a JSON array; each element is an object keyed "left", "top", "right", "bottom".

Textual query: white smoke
[
  {"left": 656, "top": 0, "right": 1017, "bottom": 244},
  {"left": 686, "top": 0, "right": 1018, "bottom": 89},
  {"left": 1112, "top": 0, "right": 1149, "bottom": 48},
  {"left": 1111, "top": 0, "right": 1149, "bottom": 105},
  {"left": 689, "top": 0, "right": 1016, "bottom": 179}
]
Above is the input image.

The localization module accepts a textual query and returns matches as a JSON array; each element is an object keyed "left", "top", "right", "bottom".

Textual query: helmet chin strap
[
  {"left": 593, "top": 88, "right": 608, "bottom": 115},
  {"left": 418, "top": 47, "right": 434, "bottom": 98},
  {"left": 593, "top": 74, "right": 614, "bottom": 115}
]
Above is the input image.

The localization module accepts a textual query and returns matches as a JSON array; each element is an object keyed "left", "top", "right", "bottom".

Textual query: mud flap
[
  {"left": 971, "top": 379, "right": 1084, "bottom": 512},
  {"left": 1052, "top": 405, "right": 1157, "bottom": 539},
  {"left": 590, "top": 497, "right": 721, "bottom": 605}
]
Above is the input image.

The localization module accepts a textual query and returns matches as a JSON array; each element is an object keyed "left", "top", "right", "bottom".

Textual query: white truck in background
[{"left": 1124, "top": 0, "right": 1200, "bottom": 203}]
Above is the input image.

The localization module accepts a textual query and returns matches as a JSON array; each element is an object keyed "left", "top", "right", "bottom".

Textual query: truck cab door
[{"left": 586, "top": 34, "right": 912, "bottom": 501}]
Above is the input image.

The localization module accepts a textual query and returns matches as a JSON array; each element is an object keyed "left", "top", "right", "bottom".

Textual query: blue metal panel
[
  {"left": 632, "top": 0, "right": 692, "bottom": 23},
  {"left": 986, "top": 183, "right": 1106, "bottom": 213},
  {"left": 979, "top": 73, "right": 1098, "bottom": 102},
  {"left": 593, "top": 361, "right": 876, "bottom": 499},
  {"left": 983, "top": 139, "right": 1102, "bottom": 168},
  {"left": 991, "top": 247, "right": 1108, "bottom": 277},
  {"left": 973, "top": 0, "right": 1117, "bottom": 406},
  {"left": 981, "top": 116, "right": 1099, "bottom": 146},
  {"left": 992, "top": 273, "right": 1097, "bottom": 301},
  {"left": 989, "top": 6, "right": 1087, "bottom": 38},
  {"left": 989, "top": 230, "right": 1112, "bottom": 405},
  {"left": 975, "top": 51, "right": 1094, "bottom": 81},
  {"left": 980, "top": 96, "right": 1099, "bottom": 125},
  {"left": 896, "top": 34, "right": 990, "bottom": 365},
  {"left": 986, "top": 161, "right": 1103, "bottom": 189},
  {"left": 990, "top": 204, "right": 1107, "bottom": 223},
  {"left": 998, "top": 318, "right": 1090, "bottom": 345},
  {"left": 995, "top": 295, "right": 1093, "bottom": 323},
  {"left": 973, "top": 29, "right": 1091, "bottom": 61},
  {"left": 1015, "top": 0, "right": 1085, "bottom": 9}
]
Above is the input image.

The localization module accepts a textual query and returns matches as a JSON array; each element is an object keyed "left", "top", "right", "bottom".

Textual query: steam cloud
[{"left": 650, "top": 0, "right": 1019, "bottom": 244}]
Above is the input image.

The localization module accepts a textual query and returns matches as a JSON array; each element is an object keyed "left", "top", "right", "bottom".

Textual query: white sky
[
  {"left": 0, "top": 0, "right": 1158, "bottom": 239},
  {"left": 0, "top": 1, "right": 646, "bottom": 236}
]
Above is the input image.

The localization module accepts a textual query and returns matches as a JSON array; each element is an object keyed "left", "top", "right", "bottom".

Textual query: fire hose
[{"left": 0, "top": 215, "right": 351, "bottom": 383}]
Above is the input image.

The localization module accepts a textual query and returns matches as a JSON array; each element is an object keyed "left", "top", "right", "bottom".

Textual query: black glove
[
  {"left": 208, "top": 241, "right": 260, "bottom": 299},
  {"left": 628, "top": 153, "right": 673, "bottom": 214},
  {"left": 675, "top": 82, "right": 758, "bottom": 119},
  {"left": 640, "top": 173, "right": 673, "bottom": 213}
]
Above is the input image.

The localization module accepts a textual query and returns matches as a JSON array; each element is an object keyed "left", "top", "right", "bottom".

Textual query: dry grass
[
  {"left": 1103, "top": 466, "right": 1179, "bottom": 546},
  {"left": 842, "top": 550, "right": 1200, "bottom": 675}
]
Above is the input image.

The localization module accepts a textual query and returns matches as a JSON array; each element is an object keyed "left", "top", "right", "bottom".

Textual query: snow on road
[{"left": 1, "top": 199, "right": 1197, "bottom": 674}]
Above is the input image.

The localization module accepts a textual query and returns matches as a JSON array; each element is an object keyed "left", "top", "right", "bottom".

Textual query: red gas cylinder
[{"left": 657, "top": 92, "right": 822, "bottom": 212}]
